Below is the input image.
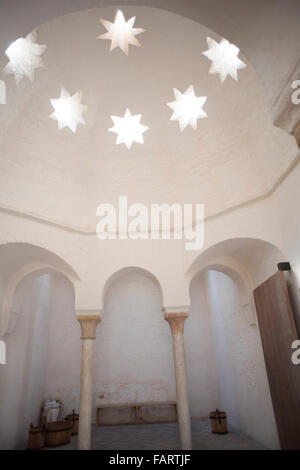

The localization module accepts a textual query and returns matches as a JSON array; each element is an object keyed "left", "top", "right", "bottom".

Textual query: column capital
[
  {"left": 163, "top": 306, "right": 190, "bottom": 314},
  {"left": 77, "top": 314, "right": 101, "bottom": 340},
  {"left": 164, "top": 311, "right": 189, "bottom": 335}
]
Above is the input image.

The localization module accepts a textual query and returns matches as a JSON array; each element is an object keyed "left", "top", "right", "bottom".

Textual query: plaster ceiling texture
[{"left": 0, "top": 4, "right": 299, "bottom": 231}]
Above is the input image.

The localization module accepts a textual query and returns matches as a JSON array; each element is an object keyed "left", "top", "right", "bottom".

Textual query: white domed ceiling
[{"left": 0, "top": 6, "right": 298, "bottom": 231}]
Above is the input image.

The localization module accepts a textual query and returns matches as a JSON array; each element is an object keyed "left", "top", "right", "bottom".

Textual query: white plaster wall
[
  {"left": 43, "top": 274, "right": 79, "bottom": 415},
  {"left": 0, "top": 274, "right": 51, "bottom": 450},
  {"left": 186, "top": 272, "right": 219, "bottom": 417},
  {"left": 205, "top": 270, "right": 280, "bottom": 449}
]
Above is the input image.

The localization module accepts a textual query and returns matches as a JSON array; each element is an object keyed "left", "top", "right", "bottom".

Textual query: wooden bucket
[
  {"left": 44, "top": 421, "right": 73, "bottom": 447},
  {"left": 209, "top": 409, "right": 227, "bottom": 434},
  {"left": 65, "top": 412, "right": 79, "bottom": 435},
  {"left": 27, "top": 424, "right": 44, "bottom": 450}
]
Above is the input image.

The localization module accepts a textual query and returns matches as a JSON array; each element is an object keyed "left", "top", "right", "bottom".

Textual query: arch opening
[
  {"left": 184, "top": 237, "right": 288, "bottom": 449},
  {"left": 0, "top": 242, "right": 79, "bottom": 334}
]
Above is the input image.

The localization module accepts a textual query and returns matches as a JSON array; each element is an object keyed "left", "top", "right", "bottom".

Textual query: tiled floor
[{"left": 45, "top": 419, "right": 266, "bottom": 450}]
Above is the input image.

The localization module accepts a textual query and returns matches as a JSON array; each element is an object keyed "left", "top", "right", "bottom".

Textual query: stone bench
[{"left": 96, "top": 401, "right": 177, "bottom": 426}]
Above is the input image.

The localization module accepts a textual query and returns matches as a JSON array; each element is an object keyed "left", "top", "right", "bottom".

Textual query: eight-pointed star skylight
[
  {"left": 50, "top": 88, "right": 87, "bottom": 133},
  {"left": 202, "top": 36, "right": 246, "bottom": 82},
  {"left": 109, "top": 109, "right": 149, "bottom": 149},
  {"left": 167, "top": 85, "right": 207, "bottom": 131},
  {"left": 98, "top": 9, "right": 145, "bottom": 55},
  {"left": 4, "top": 31, "right": 47, "bottom": 84}
]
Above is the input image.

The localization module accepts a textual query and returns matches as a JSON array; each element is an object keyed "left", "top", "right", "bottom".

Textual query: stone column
[
  {"left": 165, "top": 310, "right": 192, "bottom": 450},
  {"left": 77, "top": 314, "right": 101, "bottom": 450}
]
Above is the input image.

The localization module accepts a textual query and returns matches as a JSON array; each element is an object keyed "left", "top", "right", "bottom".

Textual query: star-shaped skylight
[
  {"left": 167, "top": 85, "right": 207, "bottom": 131},
  {"left": 202, "top": 37, "right": 246, "bottom": 82},
  {"left": 50, "top": 88, "right": 87, "bottom": 133},
  {"left": 108, "top": 108, "right": 149, "bottom": 149},
  {"left": 4, "top": 31, "right": 47, "bottom": 84},
  {"left": 98, "top": 9, "right": 145, "bottom": 55}
]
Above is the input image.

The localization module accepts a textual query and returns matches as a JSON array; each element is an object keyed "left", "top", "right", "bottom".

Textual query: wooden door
[{"left": 254, "top": 271, "right": 300, "bottom": 449}]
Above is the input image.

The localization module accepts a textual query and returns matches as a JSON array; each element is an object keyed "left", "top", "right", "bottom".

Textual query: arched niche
[
  {"left": 0, "top": 267, "right": 77, "bottom": 450},
  {"left": 184, "top": 236, "right": 288, "bottom": 449},
  {"left": 187, "top": 268, "right": 280, "bottom": 449},
  {"left": 94, "top": 265, "right": 174, "bottom": 423}
]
